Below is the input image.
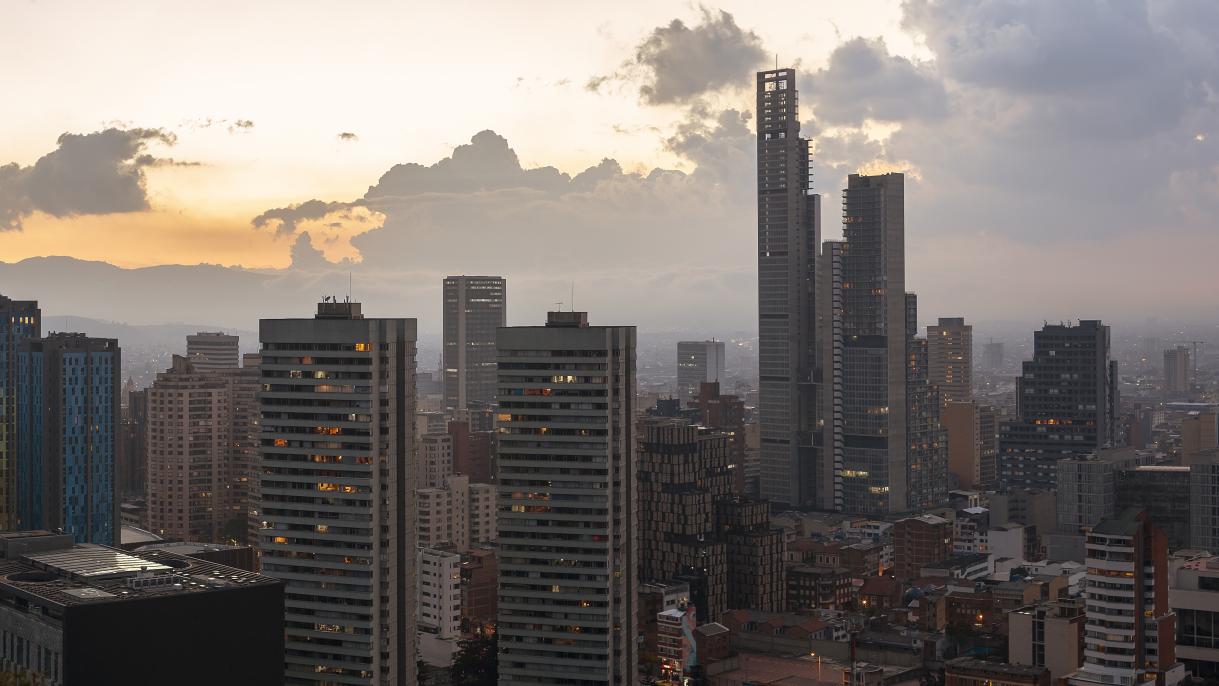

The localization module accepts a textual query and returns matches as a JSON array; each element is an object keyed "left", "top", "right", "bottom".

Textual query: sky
[{"left": 1, "top": 0, "right": 1217, "bottom": 334}]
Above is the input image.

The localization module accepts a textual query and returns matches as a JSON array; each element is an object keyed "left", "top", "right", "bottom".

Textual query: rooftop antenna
[
  {"left": 775, "top": 54, "right": 779, "bottom": 70},
  {"left": 553, "top": 300, "right": 564, "bottom": 312},
  {"left": 571, "top": 281, "right": 575, "bottom": 312},
  {"left": 347, "top": 271, "right": 352, "bottom": 304}
]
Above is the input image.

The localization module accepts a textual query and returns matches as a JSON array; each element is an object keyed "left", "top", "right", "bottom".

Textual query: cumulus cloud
[
  {"left": 800, "top": 37, "right": 947, "bottom": 126},
  {"left": 0, "top": 128, "right": 177, "bottom": 230},
  {"left": 251, "top": 199, "right": 363, "bottom": 236},
  {"left": 337, "top": 132, "right": 359, "bottom": 142},
  {"left": 589, "top": 8, "right": 767, "bottom": 104}
]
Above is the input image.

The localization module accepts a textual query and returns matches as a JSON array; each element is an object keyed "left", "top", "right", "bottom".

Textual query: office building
[
  {"left": 16, "top": 333, "right": 120, "bottom": 545},
  {"left": 495, "top": 311, "right": 637, "bottom": 684},
  {"left": 257, "top": 300, "right": 417, "bottom": 686},
  {"left": 1066, "top": 509, "right": 1183, "bottom": 686},
  {"left": 186, "top": 331, "right": 240, "bottom": 371},
  {"left": 676, "top": 340, "right": 725, "bottom": 400},
  {"left": 0, "top": 531, "right": 283, "bottom": 685},
  {"left": 755, "top": 67, "right": 822, "bottom": 509},
  {"left": 418, "top": 432, "right": 453, "bottom": 489},
  {"left": 443, "top": 275, "right": 505, "bottom": 411},
  {"left": 0, "top": 295, "right": 40, "bottom": 531},
  {"left": 928, "top": 317, "right": 973, "bottom": 404},
  {"left": 1009, "top": 599, "right": 1085, "bottom": 681},
  {"left": 418, "top": 547, "right": 462, "bottom": 640},
  {"left": 999, "top": 321, "right": 1118, "bottom": 492},
  {"left": 893, "top": 514, "right": 952, "bottom": 581},
  {"left": 826, "top": 173, "right": 947, "bottom": 513},
  {"left": 717, "top": 498, "right": 785, "bottom": 613},
  {"left": 217, "top": 354, "right": 262, "bottom": 546},
  {"left": 1169, "top": 553, "right": 1219, "bottom": 679},
  {"left": 696, "top": 382, "right": 748, "bottom": 494},
  {"left": 944, "top": 401, "right": 997, "bottom": 490},
  {"left": 449, "top": 419, "right": 494, "bottom": 483},
  {"left": 1190, "top": 451, "right": 1219, "bottom": 552},
  {"left": 1117, "top": 466, "right": 1191, "bottom": 551},
  {"left": 637, "top": 418, "right": 729, "bottom": 621},
  {"left": 1165, "top": 346, "right": 1192, "bottom": 397},
  {"left": 983, "top": 340, "right": 1005, "bottom": 372},
  {"left": 1182, "top": 412, "right": 1219, "bottom": 464},
  {"left": 1055, "top": 448, "right": 1152, "bottom": 536}
]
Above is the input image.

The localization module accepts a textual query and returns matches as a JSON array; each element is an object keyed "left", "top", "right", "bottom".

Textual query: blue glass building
[
  {"left": 17, "top": 333, "right": 120, "bottom": 544},
  {"left": 0, "top": 295, "right": 41, "bottom": 530}
]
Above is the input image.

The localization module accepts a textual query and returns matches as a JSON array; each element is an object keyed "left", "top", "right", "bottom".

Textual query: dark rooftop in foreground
[
  {"left": 0, "top": 531, "right": 278, "bottom": 608},
  {"left": 946, "top": 656, "right": 1049, "bottom": 677}
]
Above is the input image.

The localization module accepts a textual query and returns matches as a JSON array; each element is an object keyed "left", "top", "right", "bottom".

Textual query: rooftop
[
  {"left": 0, "top": 532, "right": 278, "bottom": 608},
  {"left": 946, "top": 657, "right": 1048, "bottom": 678}
]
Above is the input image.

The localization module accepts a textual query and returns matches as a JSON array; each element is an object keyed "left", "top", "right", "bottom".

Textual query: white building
[
  {"left": 418, "top": 547, "right": 463, "bottom": 640},
  {"left": 418, "top": 432, "right": 453, "bottom": 489}
]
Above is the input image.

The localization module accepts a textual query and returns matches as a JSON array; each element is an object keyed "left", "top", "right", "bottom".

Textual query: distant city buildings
[
  {"left": 982, "top": 339, "right": 1005, "bottom": 372},
  {"left": 443, "top": 275, "right": 505, "bottom": 411},
  {"left": 495, "top": 311, "right": 637, "bottom": 684},
  {"left": 1165, "top": 345, "right": 1192, "bottom": 397},
  {"left": 16, "top": 333, "right": 120, "bottom": 545},
  {"left": 186, "top": 331, "right": 240, "bottom": 371},
  {"left": 256, "top": 300, "right": 417, "bottom": 685},
  {"left": 676, "top": 340, "right": 725, "bottom": 400}
]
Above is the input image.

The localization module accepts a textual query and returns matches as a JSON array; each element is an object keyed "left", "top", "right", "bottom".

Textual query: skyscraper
[
  {"left": 755, "top": 67, "right": 821, "bottom": 509},
  {"left": 827, "top": 173, "right": 947, "bottom": 513},
  {"left": 675, "top": 340, "right": 725, "bottom": 400},
  {"left": 1164, "top": 345, "right": 1191, "bottom": 396},
  {"left": 257, "top": 300, "right": 417, "bottom": 686},
  {"left": 16, "top": 333, "right": 120, "bottom": 544},
  {"left": 496, "top": 311, "right": 637, "bottom": 684},
  {"left": 0, "top": 295, "right": 39, "bottom": 531},
  {"left": 999, "top": 320, "right": 1118, "bottom": 491},
  {"left": 443, "top": 275, "right": 506, "bottom": 411},
  {"left": 983, "top": 339, "right": 1005, "bottom": 372},
  {"left": 186, "top": 331, "right": 240, "bottom": 371},
  {"left": 928, "top": 317, "right": 973, "bottom": 404}
]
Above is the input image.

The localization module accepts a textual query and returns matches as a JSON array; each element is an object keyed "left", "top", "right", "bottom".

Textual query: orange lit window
[
  {"left": 354, "top": 343, "right": 370, "bottom": 352},
  {"left": 496, "top": 413, "right": 512, "bottom": 422},
  {"left": 318, "top": 483, "right": 338, "bottom": 492},
  {"left": 274, "top": 439, "right": 288, "bottom": 447},
  {"left": 272, "top": 536, "right": 288, "bottom": 544}
]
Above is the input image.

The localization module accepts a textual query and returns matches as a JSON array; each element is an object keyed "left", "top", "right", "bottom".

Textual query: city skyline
[{"left": 3, "top": 1, "right": 1218, "bottom": 334}]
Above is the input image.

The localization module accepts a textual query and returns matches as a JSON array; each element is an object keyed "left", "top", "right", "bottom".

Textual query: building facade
[
  {"left": 755, "top": 67, "right": 822, "bottom": 509},
  {"left": 999, "top": 320, "right": 1118, "bottom": 492},
  {"left": 0, "top": 295, "right": 40, "bottom": 531},
  {"left": 418, "top": 547, "right": 462, "bottom": 640},
  {"left": 928, "top": 317, "right": 973, "bottom": 405},
  {"left": 186, "top": 331, "right": 240, "bottom": 371},
  {"left": 495, "top": 311, "right": 637, "bottom": 684},
  {"left": 16, "top": 333, "right": 119, "bottom": 545},
  {"left": 443, "top": 275, "right": 505, "bottom": 411},
  {"left": 1164, "top": 346, "right": 1191, "bottom": 397},
  {"left": 257, "top": 301, "right": 417, "bottom": 686}
]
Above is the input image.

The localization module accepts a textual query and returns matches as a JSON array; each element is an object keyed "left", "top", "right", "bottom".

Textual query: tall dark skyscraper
[
  {"left": 0, "top": 294, "right": 40, "bottom": 531},
  {"left": 257, "top": 301, "right": 417, "bottom": 686},
  {"left": 443, "top": 275, "right": 506, "bottom": 412},
  {"left": 16, "top": 333, "right": 120, "bottom": 544},
  {"left": 999, "top": 320, "right": 1118, "bottom": 492},
  {"left": 755, "top": 67, "right": 821, "bottom": 508},
  {"left": 823, "top": 173, "right": 946, "bottom": 514}
]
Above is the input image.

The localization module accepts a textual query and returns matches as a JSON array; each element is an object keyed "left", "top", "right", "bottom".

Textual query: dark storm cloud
[
  {"left": 800, "top": 37, "right": 947, "bottom": 126},
  {"left": 589, "top": 8, "right": 767, "bottom": 105},
  {"left": 0, "top": 128, "right": 177, "bottom": 230}
]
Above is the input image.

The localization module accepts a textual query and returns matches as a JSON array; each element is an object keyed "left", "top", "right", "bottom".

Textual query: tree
[{"left": 449, "top": 632, "right": 497, "bottom": 686}]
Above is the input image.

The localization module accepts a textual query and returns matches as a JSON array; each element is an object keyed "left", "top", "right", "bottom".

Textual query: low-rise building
[{"left": 945, "top": 657, "right": 1049, "bottom": 686}]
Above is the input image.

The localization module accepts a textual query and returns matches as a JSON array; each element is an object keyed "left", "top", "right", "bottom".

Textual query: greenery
[{"left": 449, "top": 632, "right": 497, "bottom": 686}]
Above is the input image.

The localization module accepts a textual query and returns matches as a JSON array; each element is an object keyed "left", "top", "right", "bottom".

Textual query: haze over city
[{"left": 4, "top": 1, "right": 1216, "bottom": 334}]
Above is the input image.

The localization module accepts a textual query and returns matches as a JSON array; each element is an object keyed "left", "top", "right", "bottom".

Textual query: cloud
[
  {"left": 251, "top": 199, "right": 362, "bottom": 236},
  {"left": 0, "top": 128, "right": 177, "bottom": 230},
  {"left": 800, "top": 37, "right": 947, "bottom": 126},
  {"left": 337, "top": 132, "right": 359, "bottom": 142},
  {"left": 589, "top": 8, "right": 767, "bottom": 105}
]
